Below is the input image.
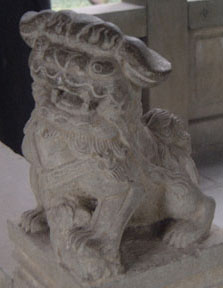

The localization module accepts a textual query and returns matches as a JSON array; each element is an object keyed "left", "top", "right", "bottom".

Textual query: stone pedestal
[{"left": 3, "top": 221, "right": 223, "bottom": 288}]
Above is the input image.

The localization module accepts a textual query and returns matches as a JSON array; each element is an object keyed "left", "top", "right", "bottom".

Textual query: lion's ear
[
  {"left": 119, "top": 37, "right": 172, "bottom": 88},
  {"left": 20, "top": 10, "right": 53, "bottom": 48}
]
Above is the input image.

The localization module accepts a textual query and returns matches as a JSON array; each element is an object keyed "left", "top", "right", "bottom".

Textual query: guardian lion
[{"left": 19, "top": 10, "right": 215, "bottom": 282}]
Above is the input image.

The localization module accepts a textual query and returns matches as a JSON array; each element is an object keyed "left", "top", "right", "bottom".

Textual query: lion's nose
[{"left": 153, "top": 65, "right": 172, "bottom": 83}]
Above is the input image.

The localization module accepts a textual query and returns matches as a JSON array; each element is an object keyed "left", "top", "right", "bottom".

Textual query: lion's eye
[{"left": 91, "top": 61, "right": 114, "bottom": 75}]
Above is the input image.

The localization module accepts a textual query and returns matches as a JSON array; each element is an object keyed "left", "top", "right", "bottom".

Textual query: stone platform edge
[{"left": 3, "top": 220, "right": 223, "bottom": 288}]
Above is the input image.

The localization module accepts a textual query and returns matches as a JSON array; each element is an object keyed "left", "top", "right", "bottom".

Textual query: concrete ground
[{"left": 0, "top": 142, "right": 222, "bottom": 276}]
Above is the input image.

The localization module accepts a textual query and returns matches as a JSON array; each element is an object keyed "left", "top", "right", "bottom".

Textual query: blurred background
[{"left": 52, "top": 0, "right": 120, "bottom": 10}]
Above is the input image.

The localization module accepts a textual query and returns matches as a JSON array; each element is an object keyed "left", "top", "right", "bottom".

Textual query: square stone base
[{"left": 4, "top": 221, "right": 223, "bottom": 288}]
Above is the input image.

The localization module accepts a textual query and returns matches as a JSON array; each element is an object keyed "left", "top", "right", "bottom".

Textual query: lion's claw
[
  {"left": 67, "top": 226, "right": 94, "bottom": 249},
  {"left": 20, "top": 208, "right": 48, "bottom": 233}
]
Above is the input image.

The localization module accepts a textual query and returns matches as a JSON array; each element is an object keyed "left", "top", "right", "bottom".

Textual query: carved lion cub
[{"left": 19, "top": 10, "right": 215, "bottom": 282}]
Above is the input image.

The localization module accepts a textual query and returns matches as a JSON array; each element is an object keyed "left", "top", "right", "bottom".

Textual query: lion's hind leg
[{"left": 163, "top": 173, "right": 215, "bottom": 248}]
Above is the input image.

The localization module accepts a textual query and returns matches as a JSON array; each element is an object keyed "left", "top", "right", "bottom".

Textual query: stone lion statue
[{"left": 19, "top": 10, "right": 215, "bottom": 283}]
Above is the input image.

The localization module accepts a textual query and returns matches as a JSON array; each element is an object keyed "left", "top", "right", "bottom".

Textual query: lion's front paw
[
  {"left": 68, "top": 226, "right": 120, "bottom": 262},
  {"left": 20, "top": 208, "right": 48, "bottom": 233},
  {"left": 66, "top": 226, "right": 123, "bottom": 282},
  {"left": 163, "top": 221, "right": 206, "bottom": 249}
]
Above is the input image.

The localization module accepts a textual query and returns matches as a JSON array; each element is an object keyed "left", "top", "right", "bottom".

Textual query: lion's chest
[
  {"left": 36, "top": 129, "right": 73, "bottom": 170},
  {"left": 24, "top": 120, "right": 75, "bottom": 170}
]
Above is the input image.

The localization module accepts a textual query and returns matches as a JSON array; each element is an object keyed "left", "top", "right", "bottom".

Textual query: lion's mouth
[{"left": 51, "top": 89, "right": 85, "bottom": 112}]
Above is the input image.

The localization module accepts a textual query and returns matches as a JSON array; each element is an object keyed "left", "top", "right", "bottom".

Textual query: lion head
[{"left": 20, "top": 11, "right": 171, "bottom": 124}]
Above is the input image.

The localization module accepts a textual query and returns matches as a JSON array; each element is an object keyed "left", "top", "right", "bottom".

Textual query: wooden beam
[{"left": 188, "top": 0, "right": 223, "bottom": 30}]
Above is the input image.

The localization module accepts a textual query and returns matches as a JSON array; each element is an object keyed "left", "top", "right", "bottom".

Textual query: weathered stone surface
[
  {"left": 8, "top": 221, "right": 223, "bottom": 288},
  {"left": 16, "top": 9, "right": 217, "bottom": 283},
  {"left": 0, "top": 268, "right": 12, "bottom": 288}
]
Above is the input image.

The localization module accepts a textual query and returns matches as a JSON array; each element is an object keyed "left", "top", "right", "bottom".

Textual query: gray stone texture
[
  {"left": 1, "top": 141, "right": 223, "bottom": 288},
  {"left": 0, "top": 269, "right": 12, "bottom": 288},
  {"left": 16, "top": 9, "right": 216, "bottom": 283},
  {"left": 7, "top": 221, "right": 223, "bottom": 288},
  {"left": 1, "top": 6, "right": 222, "bottom": 288}
]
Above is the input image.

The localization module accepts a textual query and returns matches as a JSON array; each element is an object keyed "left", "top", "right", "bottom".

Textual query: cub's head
[{"left": 143, "top": 108, "right": 191, "bottom": 152}]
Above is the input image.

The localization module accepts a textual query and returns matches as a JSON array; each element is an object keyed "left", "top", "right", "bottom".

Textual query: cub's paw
[{"left": 20, "top": 208, "right": 48, "bottom": 233}]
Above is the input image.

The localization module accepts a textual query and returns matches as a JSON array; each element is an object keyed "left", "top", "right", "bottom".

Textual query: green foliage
[{"left": 52, "top": 0, "right": 120, "bottom": 11}]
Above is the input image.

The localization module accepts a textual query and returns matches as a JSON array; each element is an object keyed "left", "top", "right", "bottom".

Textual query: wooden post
[{"left": 146, "top": 0, "right": 189, "bottom": 122}]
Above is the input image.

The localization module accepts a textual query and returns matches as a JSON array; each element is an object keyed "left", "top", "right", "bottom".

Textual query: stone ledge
[{"left": 7, "top": 221, "right": 223, "bottom": 288}]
